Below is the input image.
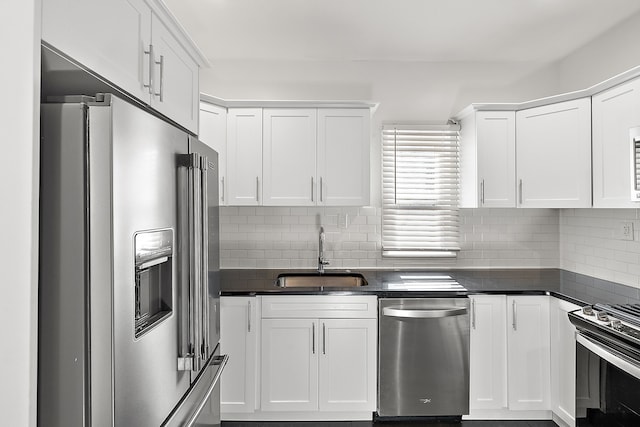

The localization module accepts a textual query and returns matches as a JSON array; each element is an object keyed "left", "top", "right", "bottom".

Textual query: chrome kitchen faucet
[{"left": 318, "top": 226, "right": 330, "bottom": 273}]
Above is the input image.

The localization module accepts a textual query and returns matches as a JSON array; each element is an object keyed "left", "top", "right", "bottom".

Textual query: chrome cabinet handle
[
  {"left": 247, "top": 301, "right": 251, "bottom": 333},
  {"left": 519, "top": 179, "right": 523, "bottom": 205},
  {"left": 312, "top": 322, "right": 315, "bottom": 354},
  {"left": 480, "top": 179, "right": 485, "bottom": 205},
  {"left": 382, "top": 307, "right": 468, "bottom": 318},
  {"left": 143, "top": 44, "right": 154, "bottom": 94},
  {"left": 320, "top": 177, "right": 324, "bottom": 202},
  {"left": 322, "top": 323, "right": 326, "bottom": 355},
  {"left": 472, "top": 299, "right": 476, "bottom": 329},
  {"left": 512, "top": 299, "right": 517, "bottom": 331},
  {"left": 311, "top": 177, "right": 315, "bottom": 202},
  {"left": 154, "top": 55, "right": 164, "bottom": 101},
  {"left": 221, "top": 177, "right": 225, "bottom": 202}
]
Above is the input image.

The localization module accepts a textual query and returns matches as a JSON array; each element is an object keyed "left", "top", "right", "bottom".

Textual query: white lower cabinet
[
  {"left": 318, "top": 318, "right": 377, "bottom": 412},
  {"left": 220, "top": 297, "right": 259, "bottom": 416},
  {"left": 551, "top": 299, "right": 580, "bottom": 427},
  {"left": 469, "top": 295, "right": 508, "bottom": 410},
  {"left": 507, "top": 295, "right": 551, "bottom": 410},
  {"left": 261, "top": 318, "right": 319, "bottom": 412},
  {"left": 469, "top": 295, "right": 552, "bottom": 419},
  {"left": 261, "top": 296, "right": 377, "bottom": 419},
  {"left": 260, "top": 317, "right": 377, "bottom": 413},
  {"left": 221, "top": 295, "right": 377, "bottom": 421}
]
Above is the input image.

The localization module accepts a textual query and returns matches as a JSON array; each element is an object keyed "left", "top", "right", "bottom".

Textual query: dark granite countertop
[{"left": 220, "top": 268, "right": 640, "bottom": 307}]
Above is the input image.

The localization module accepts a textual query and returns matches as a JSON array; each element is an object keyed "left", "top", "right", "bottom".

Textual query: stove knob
[
  {"left": 611, "top": 320, "right": 623, "bottom": 331},
  {"left": 597, "top": 312, "right": 610, "bottom": 322},
  {"left": 582, "top": 306, "right": 594, "bottom": 316}
]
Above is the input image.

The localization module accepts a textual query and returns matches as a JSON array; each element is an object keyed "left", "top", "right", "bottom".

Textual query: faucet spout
[{"left": 318, "top": 226, "right": 330, "bottom": 274}]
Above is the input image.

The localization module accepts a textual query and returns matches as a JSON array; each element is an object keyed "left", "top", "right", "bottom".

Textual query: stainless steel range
[{"left": 569, "top": 303, "right": 640, "bottom": 426}]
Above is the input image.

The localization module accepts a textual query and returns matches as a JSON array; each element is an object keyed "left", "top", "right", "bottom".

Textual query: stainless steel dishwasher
[{"left": 378, "top": 297, "right": 470, "bottom": 419}]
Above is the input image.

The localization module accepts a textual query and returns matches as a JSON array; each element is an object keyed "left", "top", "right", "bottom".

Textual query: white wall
[
  {"left": 0, "top": 1, "right": 41, "bottom": 426},
  {"left": 553, "top": 11, "right": 640, "bottom": 93},
  {"left": 200, "top": 59, "right": 559, "bottom": 121}
]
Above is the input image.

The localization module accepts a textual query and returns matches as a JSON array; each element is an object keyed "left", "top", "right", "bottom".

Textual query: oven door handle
[{"left": 577, "top": 333, "right": 640, "bottom": 380}]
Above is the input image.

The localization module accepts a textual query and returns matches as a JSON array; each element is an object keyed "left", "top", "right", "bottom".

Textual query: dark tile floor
[{"left": 222, "top": 420, "right": 557, "bottom": 427}]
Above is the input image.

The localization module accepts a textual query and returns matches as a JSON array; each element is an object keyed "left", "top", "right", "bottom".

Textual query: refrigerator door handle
[
  {"left": 200, "top": 155, "right": 210, "bottom": 361},
  {"left": 184, "top": 354, "right": 229, "bottom": 427},
  {"left": 177, "top": 153, "right": 203, "bottom": 372},
  {"left": 193, "top": 155, "right": 204, "bottom": 371},
  {"left": 164, "top": 354, "right": 229, "bottom": 427}
]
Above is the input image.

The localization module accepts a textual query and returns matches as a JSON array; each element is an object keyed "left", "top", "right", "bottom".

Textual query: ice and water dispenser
[{"left": 134, "top": 229, "right": 173, "bottom": 338}]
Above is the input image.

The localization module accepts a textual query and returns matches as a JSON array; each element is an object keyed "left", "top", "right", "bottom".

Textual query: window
[{"left": 381, "top": 124, "right": 461, "bottom": 257}]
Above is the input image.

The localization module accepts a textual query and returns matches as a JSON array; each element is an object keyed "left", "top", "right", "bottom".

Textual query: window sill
[{"left": 382, "top": 250, "right": 459, "bottom": 258}]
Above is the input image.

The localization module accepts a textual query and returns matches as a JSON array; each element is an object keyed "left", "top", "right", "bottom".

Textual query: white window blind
[{"left": 381, "top": 124, "right": 461, "bottom": 257}]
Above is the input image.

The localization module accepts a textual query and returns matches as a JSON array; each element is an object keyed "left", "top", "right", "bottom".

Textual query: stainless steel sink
[{"left": 275, "top": 272, "right": 368, "bottom": 288}]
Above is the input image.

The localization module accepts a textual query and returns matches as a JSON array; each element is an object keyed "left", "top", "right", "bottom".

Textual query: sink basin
[{"left": 276, "top": 272, "right": 368, "bottom": 288}]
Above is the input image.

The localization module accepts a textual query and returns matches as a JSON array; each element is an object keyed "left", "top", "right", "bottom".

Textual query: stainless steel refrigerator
[{"left": 38, "top": 93, "right": 227, "bottom": 426}]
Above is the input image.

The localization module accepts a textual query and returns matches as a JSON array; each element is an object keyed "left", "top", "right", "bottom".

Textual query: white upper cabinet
[
  {"left": 263, "top": 109, "right": 318, "bottom": 206},
  {"left": 227, "top": 108, "right": 263, "bottom": 206},
  {"left": 42, "top": 0, "right": 151, "bottom": 102},
  {"left": 592, "top": 77, "right": 640, "bottom": 208},
  {"left": 516, "top": 98, "right": 592, "bottom": 208},
  {"left": 42, "top": 0, "right": 205, "bottom": 133},
  {"left": 459, "top": 110, "right": 516, "bottom": 208},
  {"left": 150, "top": 13, "right": 199, "bottom": 132},
  {"left": 317, "top": 109, "right": 371, "bottom": 206},
  {"left": 261, "top": 108, "right": 371, "bottom": 207},
  {"left": 199, "top": 102, "right": 227, "bottom": 205}
]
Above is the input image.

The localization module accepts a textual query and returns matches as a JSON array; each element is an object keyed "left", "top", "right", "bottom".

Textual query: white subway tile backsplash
[{"left": 220, "top": 206, "right": 561, "bottom": 269}]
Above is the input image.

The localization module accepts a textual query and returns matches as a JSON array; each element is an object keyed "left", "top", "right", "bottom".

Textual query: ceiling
[{"left": 164, "top": 0, "right": 640, "bottom": 64}]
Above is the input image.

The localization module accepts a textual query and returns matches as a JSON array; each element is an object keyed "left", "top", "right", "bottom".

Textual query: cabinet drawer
[{"left": 261, "top": 295, "right": 377, "bottom": 319}]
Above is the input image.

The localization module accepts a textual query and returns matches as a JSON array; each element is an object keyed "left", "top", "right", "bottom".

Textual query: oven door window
[{"left": 577, "top": 336, "right": 640, "bottom": 426}]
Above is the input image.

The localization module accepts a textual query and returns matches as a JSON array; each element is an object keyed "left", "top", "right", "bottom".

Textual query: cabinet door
[
  {"left": 592, "top": 78, "right": 640, "bottom": 208},
  {"left": 469, "top": 295, "right": 508, "bottom": 410},
  {"left": 42, "top": 0, "right": 151, "bottom": 103},
  {"left": 507, "top": 296, "right": 551, "bottom": 410},
  {"left": 261, "top": 318, "right": 319, "bottom": 411},
  {"left": 220, "top": 297, "right": 258, "bottom": 415},
  {"left": 516, "top": 98, "right": 591, "bottom": 208},
  {"left": 318, "top": 319, "right": 377, "bottom": 412},
  {"left": 476, "top": 112, "right": 516, "bottom": 207},
  {"left": 317, "top": 109, "right": 370, "bottom": 206},
  {"left": 263, "top": 109, "right": 317, "bottom": 206},
  {"left": 551, "top": 299, "right": 579, "bottom": 427},
  {"left": 150, "top": 13, "right": 199, "bottom": 133},
  {"left": 200, "top": 103, "right": 227, "bottom": 205},
  {"left": 227, "top": 109, "right": 263, "bottom": 206}
]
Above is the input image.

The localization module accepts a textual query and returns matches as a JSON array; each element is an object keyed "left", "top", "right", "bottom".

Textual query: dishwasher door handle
[{"left": 382, "top": 306, "right": 468, "bottom": 319}]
